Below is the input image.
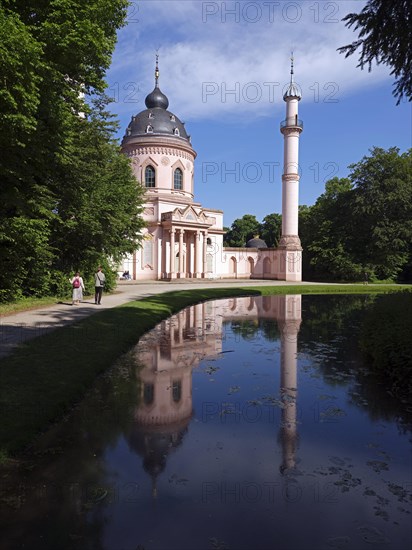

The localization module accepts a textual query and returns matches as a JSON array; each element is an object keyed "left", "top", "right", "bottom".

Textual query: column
[
  {"left": 169, "top": 229, "right": 176, "bottom": 279},
  {"left": 194, "top": 230, "right": 201, "bottom": 278},
  {"left": 178, "top": 229, "right": 185, "bottom": 278},
  {"left": 132, "top": 251, "right": 137, "bottom": 280},
  {"left": 161, "top": 232, "right": 167, "bottom": 279},
  {"left": 202, "top": 231, "right": 208, "bottom": 276}
]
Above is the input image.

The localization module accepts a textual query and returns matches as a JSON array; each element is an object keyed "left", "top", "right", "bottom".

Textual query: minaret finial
[
  {"left": 290, "top": 51, "right": 294, "bottom": 83},
  {"left": 155, "top": 51, "right": 159, "bottom": 87}
]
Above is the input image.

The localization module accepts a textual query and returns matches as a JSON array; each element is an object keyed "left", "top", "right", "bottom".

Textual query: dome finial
[
  {"left": 290, "top": 51, "right": 294, "bottom": 83},
  {"left": 155, "top": 51, "right": 160, "bottom": 88}
]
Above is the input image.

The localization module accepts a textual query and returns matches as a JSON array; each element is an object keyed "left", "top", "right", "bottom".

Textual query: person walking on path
[
  {"left": 70, "top": 272, "right": 85, "bottom": 305},
  {"left": 94, "top": 266, "right": 106, "bottom": 305}
]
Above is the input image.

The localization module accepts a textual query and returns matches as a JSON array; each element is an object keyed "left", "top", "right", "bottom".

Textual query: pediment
[
  {"left": 180, "top": 205, "right": 210, "bottom": 223},
  {"left": 161, "top": 205, "right": 214, "bottom": 226}
]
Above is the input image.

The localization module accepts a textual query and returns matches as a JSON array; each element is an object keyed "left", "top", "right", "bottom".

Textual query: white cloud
[{"left": 107, "top": 1, "right": 391, "bottom": 122}]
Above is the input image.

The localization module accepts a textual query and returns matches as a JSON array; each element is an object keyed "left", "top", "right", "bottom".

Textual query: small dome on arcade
[{"left": 246, "top": 237, "right": 268, "bottom": 248}]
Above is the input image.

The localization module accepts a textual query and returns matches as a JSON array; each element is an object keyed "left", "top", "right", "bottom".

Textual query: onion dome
[
  {"left": 246, "top": 237, "right": 268, "bottom": 248},
  {"left": 283, "top": 54, "right": 302, "bottom": 101},
  {"left": 145, "top": 86, "right": 169, "bottom": 110}
]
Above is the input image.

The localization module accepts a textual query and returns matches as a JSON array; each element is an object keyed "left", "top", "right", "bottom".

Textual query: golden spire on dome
[{"left": 155, "top": 52, "right": 159, "bottom": 87}]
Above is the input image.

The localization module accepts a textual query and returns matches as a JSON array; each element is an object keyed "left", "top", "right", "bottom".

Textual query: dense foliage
[
  {"left": 338, "top": 0, "right": 412, "bottom": 103},
  {"left": 0, "top": 1, "right": 145, "bottom": 302},
  {"left": 301, "top": 147, "right": 412, "bottom": 282},
  {"left": 224, "top": 213, "right": 281, "bottom": 248}
]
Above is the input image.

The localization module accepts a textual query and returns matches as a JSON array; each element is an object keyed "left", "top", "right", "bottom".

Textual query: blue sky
[{"left": 106, "top": 0, "right": 411, "bottom": 226}]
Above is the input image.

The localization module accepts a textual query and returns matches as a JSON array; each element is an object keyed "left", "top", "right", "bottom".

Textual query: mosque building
[{"left": 120, "top": 56, "right": 303, "bottom": 282}]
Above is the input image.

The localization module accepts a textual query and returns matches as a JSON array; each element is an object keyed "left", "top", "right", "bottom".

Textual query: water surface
[{"left": 1, "top": 294, "right": 411, "bottom": 550}]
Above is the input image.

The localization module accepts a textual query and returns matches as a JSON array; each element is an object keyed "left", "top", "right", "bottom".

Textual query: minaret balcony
[{"left": 280, "top": 117, "right": 303, "bottom": 130}]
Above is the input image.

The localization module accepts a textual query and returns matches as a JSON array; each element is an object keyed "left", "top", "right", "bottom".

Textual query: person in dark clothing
[{"left": 94, "top": 266, "right": 106, "bottom": 304}]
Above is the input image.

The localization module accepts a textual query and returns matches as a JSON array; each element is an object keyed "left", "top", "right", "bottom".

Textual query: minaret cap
[{"left": 283, "top": 53, "right": 302, "bottom": 101}]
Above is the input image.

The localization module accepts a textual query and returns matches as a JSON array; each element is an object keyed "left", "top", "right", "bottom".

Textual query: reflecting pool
[{"left": 1, "top": 294, "right": 411, "bottom": 550}]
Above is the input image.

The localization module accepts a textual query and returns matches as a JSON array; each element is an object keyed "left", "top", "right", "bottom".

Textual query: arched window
[
  {"left": 173, "top": 128, "right": 180, "bottom": 136},
  {"left": 145, "top": 165, "right": 155, "bottom": 188},
  {"left": 174, "top": 168, "right": 183, "bottom": 190},
  {"left": 146, "top": 124, "right": 153, "bottom": 133},
  {"left": 143, "top": 383, "right": 154, "bottom": 405},
  {"left": 172, "top": 380, "right": 182, "bottom": 403}
]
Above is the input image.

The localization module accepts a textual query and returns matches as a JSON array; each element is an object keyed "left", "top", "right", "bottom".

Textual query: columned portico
[
  {"left": 161, "top": 226, "right": 219, "bottom": 279},
  {"left": 160, "top": 204, "right": 223, "bottom": 280}
]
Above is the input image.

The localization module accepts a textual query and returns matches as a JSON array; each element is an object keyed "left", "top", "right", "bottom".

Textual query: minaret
[{"left": 279, "top": 54, "right": 303, "bottom": 282}]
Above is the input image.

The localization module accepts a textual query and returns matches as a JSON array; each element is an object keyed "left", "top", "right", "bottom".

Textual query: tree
[
  {"left": 348, "top": 147, "right": 412, "bottom": 279},
  {"left": 0, "top": 1, "right": 145, "bottom": 301},
  {"left": 259, "top": 213, "right": 282, "bottom": 247},
  {"left": 300, "top": 178, "right": 361, "bottom": 281},
  {"left": 338, "top": 0, "right": 412, "bottom": 103},
  {"left": 224, "top": 215, "right": 260, "bottom": 247},
  {"left": 0, "top": 5, "right": 55, "bottom": 300},
  {"left": 300, "top": 149, "right": 412, "bottom": 282},
  {"left": 50, "top": 100, "right": 146, "bottom": 274}
]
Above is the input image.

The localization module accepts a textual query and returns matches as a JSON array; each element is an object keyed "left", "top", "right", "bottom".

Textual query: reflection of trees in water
[
  {"left": 357, "top": 292, "right": 412, "bottom": 433},
  {"left": 349, "top": 372, "right": 412, "bottom": 434},
  {"left": 229, "top": 319, "right": 280, "bottom": 342},
  {"left": 359, "top": 292, "right": 412, "bottom": 401},
  {"left": 300, "top": 294, "right": 412, "bottom": 432},
  {"left": 299, "top": 294, "right": 375, "bottom": 386},
  {"left": 0, "top": 351, "right": 142, "bottom": 550},
  {"left": 301, "top": 294, "right": 375, "bottom": 340}
]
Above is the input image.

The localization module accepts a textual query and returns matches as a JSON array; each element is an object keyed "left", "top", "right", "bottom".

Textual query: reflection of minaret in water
[{"left": 277, "top": 295, "right": 301, "bottom": 474}]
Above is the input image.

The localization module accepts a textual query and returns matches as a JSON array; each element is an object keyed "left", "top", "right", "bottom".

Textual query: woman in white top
[{"left": 70, "top": 272, "right": 85, "bottom": 305}]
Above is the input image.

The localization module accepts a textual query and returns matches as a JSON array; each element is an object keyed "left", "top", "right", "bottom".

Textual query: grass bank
[
  {"left": 0, "top": 296, "right": 61, "bottom": 316},
  {"left": 0, "top": 283, "right": 410, "bottom": 459}
]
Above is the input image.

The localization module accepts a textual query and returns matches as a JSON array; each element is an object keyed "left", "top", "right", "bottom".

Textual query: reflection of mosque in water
[{"left": 126, "top": 294, "right": 301, "bottom": 491}]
